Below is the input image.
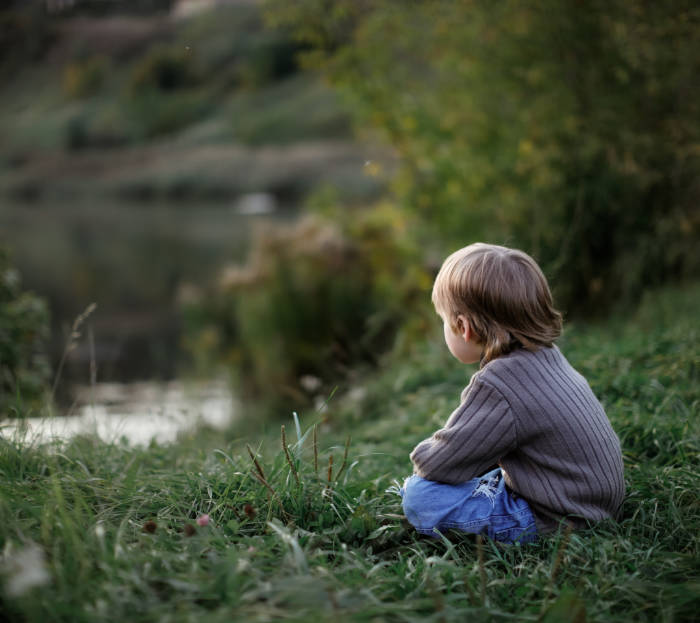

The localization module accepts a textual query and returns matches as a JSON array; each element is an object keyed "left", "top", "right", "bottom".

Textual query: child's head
[{"left": 432, "top": 243, "right": 562, "bottom": 364}]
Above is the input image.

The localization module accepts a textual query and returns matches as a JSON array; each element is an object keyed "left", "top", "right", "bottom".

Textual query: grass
[{"left": 1, "top": 284, "right": 698, "bottom": 621}]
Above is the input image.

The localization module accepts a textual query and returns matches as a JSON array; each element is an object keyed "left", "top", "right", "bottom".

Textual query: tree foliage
[{"left": 267, "top": 0, "right": 700, "bottom": 313}]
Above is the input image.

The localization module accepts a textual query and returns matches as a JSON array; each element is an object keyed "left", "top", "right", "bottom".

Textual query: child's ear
[{"left": 456, "top": 314, "right": 471, "bottom": 342}]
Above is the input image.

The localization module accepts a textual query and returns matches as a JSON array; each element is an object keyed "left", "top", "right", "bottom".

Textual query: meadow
[{"left": 1, "top": 284, "right": 698, "bottom": 622}]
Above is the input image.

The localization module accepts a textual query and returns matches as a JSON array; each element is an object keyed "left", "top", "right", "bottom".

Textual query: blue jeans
[{"left": 400, "top": 468, "right": 537, "bottom": 544}]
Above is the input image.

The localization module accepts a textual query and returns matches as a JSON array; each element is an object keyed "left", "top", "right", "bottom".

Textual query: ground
[{"left": 0, "top": 284, "right": 698, "bottom": 622}]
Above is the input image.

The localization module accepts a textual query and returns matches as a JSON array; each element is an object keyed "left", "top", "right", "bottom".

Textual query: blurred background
[{"left": 1, "top": 0, "right": 698, "bottom": 431}]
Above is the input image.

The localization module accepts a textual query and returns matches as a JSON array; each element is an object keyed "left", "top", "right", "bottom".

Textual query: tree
[{"left": 267, "top": 0, "right": 700, "bottom": 313}]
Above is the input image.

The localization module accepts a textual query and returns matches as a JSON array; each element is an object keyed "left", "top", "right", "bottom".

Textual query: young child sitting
[{"left": 401, "top": 243, "right": 625, "bottom": 543}]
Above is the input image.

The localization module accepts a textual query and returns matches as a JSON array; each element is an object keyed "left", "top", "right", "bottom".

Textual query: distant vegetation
[
  {"left": 1, "top": 0, "right": 698, "bottom": 412},
  {"left": 0, "top": 0, "right": 383, "bottom": 391},
  {"left": 0, "top": 1, "right": 367, "bottom": 204},
  {"left": 185, "top": 206, "right": 428, "bottom": 409},
  {"left": 268, "top": 0, "right": 700, "bottom": 314},
  {"left": 191, "top": 0, "right": 700, "bottom": 409}
]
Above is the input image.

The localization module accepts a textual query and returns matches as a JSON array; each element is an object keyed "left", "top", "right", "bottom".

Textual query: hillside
[{"left": 0, "top": 3, "right": 386, "bottom": 203}]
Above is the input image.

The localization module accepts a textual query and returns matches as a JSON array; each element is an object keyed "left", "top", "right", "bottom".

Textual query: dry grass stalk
[
  {"left": 51, "top": 302, "right": 97, "bottom": 400},
  {"left": 246, "top": 444, "right": 276, "bottom": 497},
  {"left": 327, "top": 454, "right": 333, "bottom": 483},
  {"left": 281, "top": 425, "right": 300, "bottom": 486},
  {"left": 245, "top": 444, "right": 290, "bottom": 519},
  {"left": 334, "top": 435, "right": 351, "bottom": 482}
]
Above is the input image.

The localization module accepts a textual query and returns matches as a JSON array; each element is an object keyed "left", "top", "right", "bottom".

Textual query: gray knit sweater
[{"left": 410, "top": 345, "right": 625, "bottom": 533}]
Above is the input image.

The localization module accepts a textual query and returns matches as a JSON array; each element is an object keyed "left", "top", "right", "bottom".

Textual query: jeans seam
[{"left": 418, "top": 517, "right": 535, "bottom": 531}]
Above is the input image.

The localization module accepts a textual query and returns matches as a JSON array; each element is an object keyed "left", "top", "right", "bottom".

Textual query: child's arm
[{"left": 410, "top": 379, "right": 516, "bottom": 484}]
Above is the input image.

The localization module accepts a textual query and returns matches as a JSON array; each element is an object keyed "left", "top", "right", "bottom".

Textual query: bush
[
  {"left": 237, "top": 33, "right": 303, "bottom": 87},
  {"left": 0, "top": 249, "right": 50, "bottom": 416},
  {"left": 64, "top": 107, "right": 130, "bottom": 151},
  {"left": 185, "top": 209, "right": 429, "bottom": 410},
  {"left": 268, "top": 0, "right": 700, "bottom": 315},
  {"left": 129, "top": 45, "right": 199, "bottom": 93},
  {"left": 125, "top": 90, "right": 211, "bottom": 139},
  {"left": 124, "top": 45, "right": 211, "bottom": 139},
  {"left": 62, "top": 56, "right": 109, "bottom": 99}
]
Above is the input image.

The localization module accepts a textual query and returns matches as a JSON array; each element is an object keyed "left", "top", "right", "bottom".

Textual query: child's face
[{"left": 442, "top": 314, "right": 483, "bottom": 365}]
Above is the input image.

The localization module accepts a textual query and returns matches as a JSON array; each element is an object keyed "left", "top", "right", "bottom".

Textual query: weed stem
[
  {"left": 335, "top": 435, "right": 351, "bottom": 482},
  {"left": 281, "top": 425, "right": 300, "bottom": 486}
]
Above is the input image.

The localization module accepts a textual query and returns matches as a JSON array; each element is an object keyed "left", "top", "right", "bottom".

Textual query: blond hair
[{"left": 432, "top": 243, "right": 562, "bottom": 364}]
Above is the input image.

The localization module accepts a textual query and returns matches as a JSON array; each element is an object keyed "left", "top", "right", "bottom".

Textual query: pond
[
  {"left": 0, "top": 197, "right": 293, "bottom": 393},
  {"left": 0, "top": 379, "right": 235, "bottom": 446}
]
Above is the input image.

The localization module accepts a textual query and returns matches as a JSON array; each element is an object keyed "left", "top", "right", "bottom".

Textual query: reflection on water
[
  {"left": 0, "top": 199, "right": 296, "bottom": 386},
  {"left": 1, "top": 380, "right": 234, "bottom": 446}
]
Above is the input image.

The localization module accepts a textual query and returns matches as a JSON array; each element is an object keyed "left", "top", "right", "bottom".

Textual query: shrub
[
  {"left": 64, "top": 107, "right": 129, "bottom": 151},
  {"left": 186, "top": 209, "right": 428, "bottom": 410},
  {"left": 237, "top": 33, "right": 303, "bottom": 87},
  {"left": 125, "top": 90, "right": 211, "bottom": 139},
  {"left": 268, "top": 0, "right": 700, "bottom": 315},
  {"left": 0, "top": 248, "right": 50, "bottom": 416},
  {"left": 128, "top": 45, "right": 199, "bottom": 93},
  {"left": 62, "top": 56, "right": 109, "bottom": 99},
  {"left": 123, "top": 45, "right": 210, "bottom": 139}
]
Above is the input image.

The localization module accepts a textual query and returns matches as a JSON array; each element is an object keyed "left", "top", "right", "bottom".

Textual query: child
[{"left": 401, "top": 243, "right": 625, "bottom": 542}]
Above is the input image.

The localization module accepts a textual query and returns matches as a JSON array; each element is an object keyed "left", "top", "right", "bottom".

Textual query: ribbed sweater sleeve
[{"left": 410, "top": 378, "right": 516, "bottom": 484}]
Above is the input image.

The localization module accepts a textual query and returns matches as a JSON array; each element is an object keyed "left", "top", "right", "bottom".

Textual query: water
[
  {"left": 1, "top": 380, "right": 235, "bottom": 446},
  {"left": 0, "top": 198, "right": 294, "bottom": 385}
]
